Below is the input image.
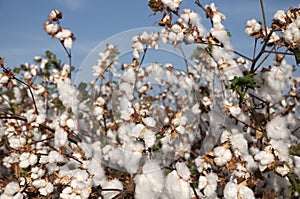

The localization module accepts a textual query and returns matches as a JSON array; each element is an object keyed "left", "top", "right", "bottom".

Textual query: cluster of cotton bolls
[
  {"left": 1, "top": 2, "right": 300, "bottom": 199},
  {"left": 132, "top": 32, "right": 159, "bottom": 58},
  {"left": 92, "top": 44, "right": 119, "bottom": 78},
  {"left": 43, "top": 9, "right": 75, "bottom": 49}
]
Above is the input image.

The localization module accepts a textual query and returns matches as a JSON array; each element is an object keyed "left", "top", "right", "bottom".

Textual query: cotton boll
[
  {"left": 231, "top": 134, "right": 248, "bottom": 155},
  {"left": 266, "top": 116, "right": 290, "bottom": 141},
  {"left": 203, "top": 173, "right": 218, "bottom": 198},
  {"left": 254, "top": 150, "right": 274, "bottom": 171},
  {"left": 122, "top": 68, "right": 136, "bottom": 84},
  {"left": 213, "top": 146, "right": 232, "bottom": 166},
  {"left": 143, "top": 117, "right": 156, "bottom": 128},
  {"left": 175, "top": 162, "right": 191, "bottom": 181},
  {"left": 55, "top": 128, "right": 68, "bottom": 147},
  {"left": 4, "top": 181, "right": 20, "bottom": 196},
  {"left": 144, "top": 129, "right": 156, "bottom": 148},
  {"left": 224, "top": 181, "right": 238, "bottom": 199},
  {"left": 135, "top": 160, "right": 164, "bottom": 198},
  {"left": 165, "top": 170, "right": 191, "bottom": 199},
  {"left": 269, "top": 139, "right": 289, "bottom": 162},
  {"left": 102, "top": 179, "right": 123, "bottom": 199},
  {"left": 238, "top": 185, "right": 255, "bottom": 199}
]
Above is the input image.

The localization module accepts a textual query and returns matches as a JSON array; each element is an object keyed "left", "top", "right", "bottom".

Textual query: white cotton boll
[
  {"left": 66, "top": 118, "right": 75, "bottom": 129},
  {"left": 165, "top": 170, "right": 191, "bottom": 199},
  {"left": 176, "top": 31, "right": 184, "bottom": 42},
  {"left": 176, "top": 125, "right": 185, "bottom": 135},
  {"left": 4, "top": 181, "right": 20, "bottom": 196},
  {"left": 64, "top": 37, "right": 73, "bottom": 49},
  {"left": 131, "top": 123, "right": 145, "bottom": 138},
  {"left": 198, "top": 175, "right": 207, "bottom": 190},
  {"left": 8, "top": 136, "right": 24, "bottom": 150},
  {"left": 102, "top": 180, "right": 123, "bottom": 199},
  {"left": 238, "top": 185, "right": 255, "bottom": 199},
  {"left": 55, "top": 128, "right": 68, "bottom": 147},
  {"left": 122, "top": 68, "right": 136, "bottom": 84},
  {"left": 171, "top": 24, "right": 182, "bottom": 33},
  {"left": 275, "top": 164, "right": 290, "bottom": 176},
  {"left": 32, "top": 179, "right": 46, "bottom": 188},
  {"left": 229, "top": 106, "right": 241, "bottom": 117},
  {"left": 203, "top": 173, "right": 218, "bottom": 198},
  {"left": 19, "top": 152, "right": 31, "bottom": 168},
  {"left": 266, "top": 116, "right": 290, "bottom": 141},
  {"left": 168, "top": 31, "right": 177, "bottom": 42},
  {"left": 184, "top": 33, "right": 195, "bottom": 44},
  {"left": 48, "top": 150, "right": 65, "bottom": 163},
  {"left": 144, "top": 129, "right": 156, "bottom": 148},
  {"left": 135, "top": 160, "right": 164, "bottom": 198},
  {"left": 191, "top": 104, "right": 200, "bottom": 114},
  {"left": 213, "top": 146, "right": 232, "bottom": 166},
  {"left": 274, "top": 10, "right": 286, "bottom": 24},
  {"left": 120, "top": 82, "right": 134, "bottom": 99},
  {"left": 39, "top": 183, "right": 54, "bottom": 196},
  {"left": 24, "top": 71, "right": 32, "bottom": 79},
  {"left": 224, "top": 181, "right": 238, "bottom": 199},
  {"left": 124, "top": 151, "right": 142, "bottom": 173},
  {"left": 143, "top": 117, "right": 156, "bottom": 128},
  {"left": 254, "top": 151, "right": 274, "bottom": 171},
  {"left": 0, "top": 75, "right": 9, "bottom": 84},
  {"left": 269, "top": 139, "right": 289, "bottom": 162},
  {"left": 176, "top": 162, "right": 191, "bottom": 181},
  {"left": 231, "top": 134, "right": 248, "bottom": 155},
  {"left": 220, "top": 130, "right": 231, "bottom": 143}
]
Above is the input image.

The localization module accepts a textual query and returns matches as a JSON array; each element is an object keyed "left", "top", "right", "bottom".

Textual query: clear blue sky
[{"left": 0, "top": 0, "right": 298, "bottom": 71}]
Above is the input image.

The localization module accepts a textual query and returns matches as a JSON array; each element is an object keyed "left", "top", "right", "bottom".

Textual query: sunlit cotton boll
[
  {"left": 213, "top": 146, "right": 232, "bottom": 166},
  {"left": 175, "top": 162, "right": 191, "bottom": 181},
  {"left": 55, "top": 128, "right": 68, "bottom": 147},
  {"left": 3, "top": 181, "right": 20, "bottom": 196},
  {"left": 224, "top": 181, "right": 238, "bottom": 199},
  {"left": 165, "top": 170, "right": 191, "bottom": 199},
  {"left": 266, "top": 116, "right": 290, "bottom": 141},
  {"left": 135, "top": 160, "right": 164, "bottom": 198}
]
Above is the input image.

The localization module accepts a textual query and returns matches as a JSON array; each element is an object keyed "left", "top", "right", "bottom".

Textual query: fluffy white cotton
[
  {"left": 231, "top": 134, "right": 248, "bottom": 155},
  {"left": 254, "top": 150, "right": 275, "bottom": 171},
  {"left": 269, "top": 139, "right": 289, "bottom": 162},
  {"left": 266, "top": 116, "right": 290, "bottom": 140},
  {"left": 213, "top": 146, "right": 232, "bottom": 166},
  {"left": 144, "top": 129, "right": 156, "bottom": 148},
  {"left": 135, "top": 160, "right": 164, "bottom": 198},
  {"left": 55, "top": 127, "right": 68, "bottom": 147},
  {"left": 122, "top": 68, "right": 136, "bottom": 84},
  {"left": 4, "top": 181, "right": 20, "bottom": 196},
  {"left": 101, "top": 179, "right": 123, "bottom": 199},
  {"left": 143, "top": 117, "right": 156, "bottom": 128},
  {"left": 165, "top": 170, "right": 191, "bottom": 199},
  {"left": 238, "top": 185, "right": 255, "bottom": 199},
  {"left": 175, "top": 162, "right": 191, "bottom": 181},
  {"left": 224, "top": 181, "right": 238, "bottom": 199}
]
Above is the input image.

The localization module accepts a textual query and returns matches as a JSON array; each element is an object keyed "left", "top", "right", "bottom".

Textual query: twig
[
  {"left": 259, "top": 0, "right": 267, "bottom": 36},
  {"left": 178, "top": 44, "right": 190, "bottom": 74}
]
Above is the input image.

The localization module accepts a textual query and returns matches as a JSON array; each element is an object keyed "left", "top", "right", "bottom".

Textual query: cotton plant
[{"left": 1, "top": 1, "right": 300, "bottom": 199}]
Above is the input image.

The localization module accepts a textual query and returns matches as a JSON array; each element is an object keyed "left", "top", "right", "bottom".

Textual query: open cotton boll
[
  {"left": 224, "top": 181, "right": 238, "bottom": 199},
  {"left": 165, "top": 170, "right": 192, "bottom": 199},
  {"left": 231, "top": 134, "right": 248, "bottom": 155},
  {"left": 143, "top": 117, "right": 156, "bottom": 128},
  {"left": 213, "top": 146, "right": 232, "bottom": 166},
  {"left": 102, "top": 179, "right": 123, "bottom": 199},
  {"left": 135, "top": 160, "right": 164, "bottom": 198},
  {"left": 55, "top": 128, "right": 68, "bottom": 147},
  {"left": 121, "top": 68, "right": 136, "bottom": 84},
  {"left": 175, "top": 162, "right": 191, "bottom": 181},
  {"left": 254, "top": 150, "right": 275, "bottom": 171},
  {"left": 4, "top": 181, "right": 20, "bottom": 196},
  {"left": 266, "top": 116, "right": 290, "bottom": 141},
  {"left": 238, "top": 185, "right": 255, "bottom": 199}
]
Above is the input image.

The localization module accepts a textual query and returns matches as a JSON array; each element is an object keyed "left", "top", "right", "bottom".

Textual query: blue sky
[{"left": 0, "top": 0, "right": 298, "bottom": 74}]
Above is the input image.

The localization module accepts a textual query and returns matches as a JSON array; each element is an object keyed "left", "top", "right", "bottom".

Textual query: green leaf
[
  {"left": 289, "top": 48, "right": 300, "bottom": 64},
  {"left": 289, "top": 143, "right": 300, "bottom": 156},
  {"left": 45, "top": 50, "right": 53, "bottom": 58}
]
